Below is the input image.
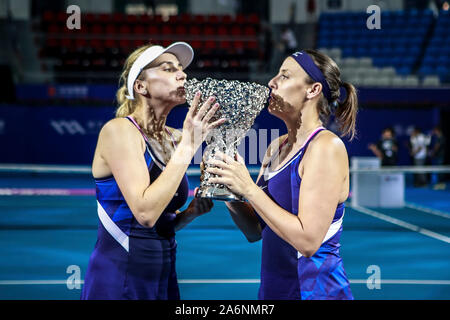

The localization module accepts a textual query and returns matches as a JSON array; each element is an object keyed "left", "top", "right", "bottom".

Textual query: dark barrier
[
  {"left": 0, "top": 104, "right": 440, "bottom": 166},
  {"left": 15, "top": 84, "right": 450, "bottom": 106}
]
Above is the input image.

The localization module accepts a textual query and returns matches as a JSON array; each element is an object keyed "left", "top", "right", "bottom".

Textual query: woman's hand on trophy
[
  {"left": 205, "top": 152, "right": 256, "bottom": 199},
  {"left": 181, "top": 91, "right": 226, "bottom": 152},
  {"left": 185, "top": 187, "right": 214, "bottom": 217}
]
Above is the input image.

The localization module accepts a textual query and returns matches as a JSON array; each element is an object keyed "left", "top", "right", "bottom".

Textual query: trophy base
[{"left": 196, "top": 185, "right": 244, "bottom": 202}]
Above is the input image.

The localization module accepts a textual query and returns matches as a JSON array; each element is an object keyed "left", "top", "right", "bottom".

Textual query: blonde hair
[
  {"left": 115, "top": 43, "right": 171, "bottom": 162},
  {"left": 115, "top": 44, "right": 153, "bottom": 118}
]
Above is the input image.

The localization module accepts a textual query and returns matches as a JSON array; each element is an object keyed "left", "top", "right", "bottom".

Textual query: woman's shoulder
[
  {"left": 98, "top": 117, "right": 143, "bottom": 145},
  {"left": 308, "top": 129, "right": 347, "bottom": 157}
]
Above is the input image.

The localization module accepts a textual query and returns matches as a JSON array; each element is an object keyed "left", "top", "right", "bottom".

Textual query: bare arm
[
  {"left": 208, "top": 133, "right": 347, "bottom": 257},
  {"left": 100, "top": 94, "right": 224, "bottom": 228},
  {"left": 225, "top": 136, "right": 286, "bottom": 242}
]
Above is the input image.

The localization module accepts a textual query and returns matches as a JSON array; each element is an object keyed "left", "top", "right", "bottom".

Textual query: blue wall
[{"left": 0, "top": 104, "right": 440, "bottom": 166}]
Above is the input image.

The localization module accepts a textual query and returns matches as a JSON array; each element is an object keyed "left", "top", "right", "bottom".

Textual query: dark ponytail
[
  {"left": 304, "top": 49, "right": 359, "bottom": 141},
  {"left": 335, "top": 81, "right": 358, "bottom": 141}
]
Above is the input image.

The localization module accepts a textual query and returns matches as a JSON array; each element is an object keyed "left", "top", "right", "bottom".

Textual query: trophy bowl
[{"left": 185, "top": 78, "right": 270, "bottom": 201}]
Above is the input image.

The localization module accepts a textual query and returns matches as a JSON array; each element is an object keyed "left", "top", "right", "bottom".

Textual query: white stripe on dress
[{"left": 97, "top": 200, "right": 129, "bottom": 252}]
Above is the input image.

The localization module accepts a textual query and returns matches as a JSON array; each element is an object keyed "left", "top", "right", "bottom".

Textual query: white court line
[
  {"left": 1, "top": 279, "right": 450, "bottom": 285},
  {"left": 405, "top": 202, "right": 450, "bottom": 220},
  {"left": 350, "top": 205, "right": 450, "bottom": 244}
]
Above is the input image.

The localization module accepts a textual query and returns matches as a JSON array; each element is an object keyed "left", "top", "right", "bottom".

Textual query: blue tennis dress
[
  {"left": 81, "top": 117, "right": 189, "bottom": 300},
  {"left": 256, "top": 127, "right": 353, "bottom": 300}
]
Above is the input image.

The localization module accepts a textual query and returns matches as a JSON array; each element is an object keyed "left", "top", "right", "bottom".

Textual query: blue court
[{"left": 0, "top": 171, "right": 449, "bottom": 300}]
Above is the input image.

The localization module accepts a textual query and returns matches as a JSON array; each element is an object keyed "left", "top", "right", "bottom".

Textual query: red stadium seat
[
  {"left": 112, "top": 13, "right": 125, "bottom": 23},
  {"left": 235, "top": 14, "right": 246, "bottom": 25},
  {"left": 207, "top": 15, "right": 220, "bottom": 24},
  {"left": 105, "top": 24, "right": 117, "bottom": 34},
  {"left": 84, "top": 13, "right": 96, "bottom": 24},
  {"left": 133, "top": 25, "right": 146, "bottom": 34},
  {"left": 204, "top": 40, "right": 216, "bottom": 50},
  {"left": 133, "top": 39, "right": 146, "bottom": 48},
  {"left": 119, "top": 39, "right": 131, "bottom": 49},
  {"left": 230, "top": 26, "right": 242, "bottom": 36},
  {"left": 219, "top": 41, "right": 232, "bottom": 54},
  {"left": 247, "top": 14, "right": 260, "bottom": 25},
  {"left": 217, "top": 26, "right": 228, "bottom": 36},
  {"left": 244, "top": 26, "right": 256, "bottom": 36},
  {"left": 190, "top": 40, "right": 202, "bottom": 49},
  {"left": 47, "top": 24, "right": 59, "bottom": 34},
  {"left": 175, "top": 25, "right": 187, "bottom": 35},
  {"left": 91, "top": 24, "right": 103, "bottom": 34},
  {"left": 188, "top": 25, "right": 201, "bottom": 35},
  {"left": 161, "top": 25, "right": 173, "bottom": 35},
  {"left": 98, "top": 13, "right": 110, "bottom": 24},
  {"left": 42, "top": 11, "right": 54, "bottom": 22},
  {"left": 147, "top": 25, "right": 159, "bottom": 35},
  {"left": 61, "top": 38, "right": 73, "bottom": 49},
  {"left": 56, "top": 12, "right": 66, "bottom": 23},
  {"left": 222, "top": 15, "right": 232, "bottom": 24},
  {"left": 153, "top": 15, "right": 164, "bottom": 24},
  {"left": 192, "top": 14, "right": 205, "bottom": 25},
  {"left": 74, "top": 38, "right": 88, "bottom": 49},
  {"left": 125, "top": 14, "right": 138, "bottom": 25},
  {"left": 119, "top": 25, "right": 131, "bottom": 34},
  {"left": 203, "top": 25, "right": 215, "bottom": 35},
  {"left": 178, "top": 13, "right": 191, "bottom": 25},
  {"left": 233, "top": 41, "right": 245, "bottom": 50}
]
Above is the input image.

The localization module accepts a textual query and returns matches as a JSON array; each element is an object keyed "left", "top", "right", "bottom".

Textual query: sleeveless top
[
  {"left": 256, "top": 127, "right": 353, "bottom": 300},
  {"left": 95, "top": 116, "right": 189, "bottom": 243},
  {"left": 81, "top": 116, "right": 189, "bottom": 300}
]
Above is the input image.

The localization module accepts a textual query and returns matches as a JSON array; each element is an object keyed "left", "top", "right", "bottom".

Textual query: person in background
[
  {"left": 409, "top": 126, "right": 430, "bottom": 187},
  {"left": 429, "top": 125, "right": 446, "bottom": 189},
  {"left": 280, "top": 25, "right": 298, "bottom": 56},
  {"left": 368, "top": 127, "right": 398, "bottom": 166}
]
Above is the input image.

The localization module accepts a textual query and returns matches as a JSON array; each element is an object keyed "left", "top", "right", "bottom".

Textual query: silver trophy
[{"left": 185, "top": 78, "right": 270, "bottom": 201}]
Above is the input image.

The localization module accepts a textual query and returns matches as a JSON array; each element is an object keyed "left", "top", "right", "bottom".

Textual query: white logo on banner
[
  {"left": 50, "top": 120, "right": 87, "bottom": 135},
  {"left": 50, "top": 120, "right": 105, "bottom": 135}
]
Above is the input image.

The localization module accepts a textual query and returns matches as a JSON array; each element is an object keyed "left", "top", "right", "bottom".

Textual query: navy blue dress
[
  {"left": 256, "top": 127, "right": 353, "bottom": 300},
  {"left": 81, "top": 117, "right": 189, "bottom": 300}
]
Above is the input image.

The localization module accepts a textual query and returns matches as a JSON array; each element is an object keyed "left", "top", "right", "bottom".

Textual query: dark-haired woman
[{"left": 206, "top": 50, "right": 357, "bottom": 300}]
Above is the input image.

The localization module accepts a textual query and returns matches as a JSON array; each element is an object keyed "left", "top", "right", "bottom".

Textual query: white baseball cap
[{"left": 126, "top": 42, "right": 194, "bottom": 100}]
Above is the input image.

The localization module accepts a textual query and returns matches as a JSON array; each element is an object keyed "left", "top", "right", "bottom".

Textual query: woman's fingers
[
  {"left": 208, "top": 176, "right": 233, "bottom": 187},
  {"left": 207, "top": 159, "right": 231, "bottom": 170},
  {"left": 235, "top": 152, "right": 245, "bottom": 165},
  {"left": 195, "top": 96, "right": 216, "bottom": 121},
  {"left": 189, "top": 91, "right": 202, "bottom": 118},
  {"left": 215, "top": 151, "right": 234, "bottom": 164},
  {"left": 202, "top": 103, "right": 219, "bottom": 123},
  {"left": 207, "top": 118, "right": 227, "bottom": 131},
  {"left": 206, "top": 166, "right": 227, "bottom": 176}
]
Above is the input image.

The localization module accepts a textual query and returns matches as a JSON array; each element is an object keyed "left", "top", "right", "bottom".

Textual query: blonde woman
[{"left": 81, "top": 42, "right": 224, "bottom": 300}]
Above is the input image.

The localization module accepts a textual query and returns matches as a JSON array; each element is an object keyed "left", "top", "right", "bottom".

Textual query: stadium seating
[
  {"left": 317, "top": 9, "right": 449, "bottom": 86},
  {"left": 418, "top": 10, "right": 450, "bottom": 83},
  {"left": 37, "top": 12, "right": 262, "bottom": 82}
]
